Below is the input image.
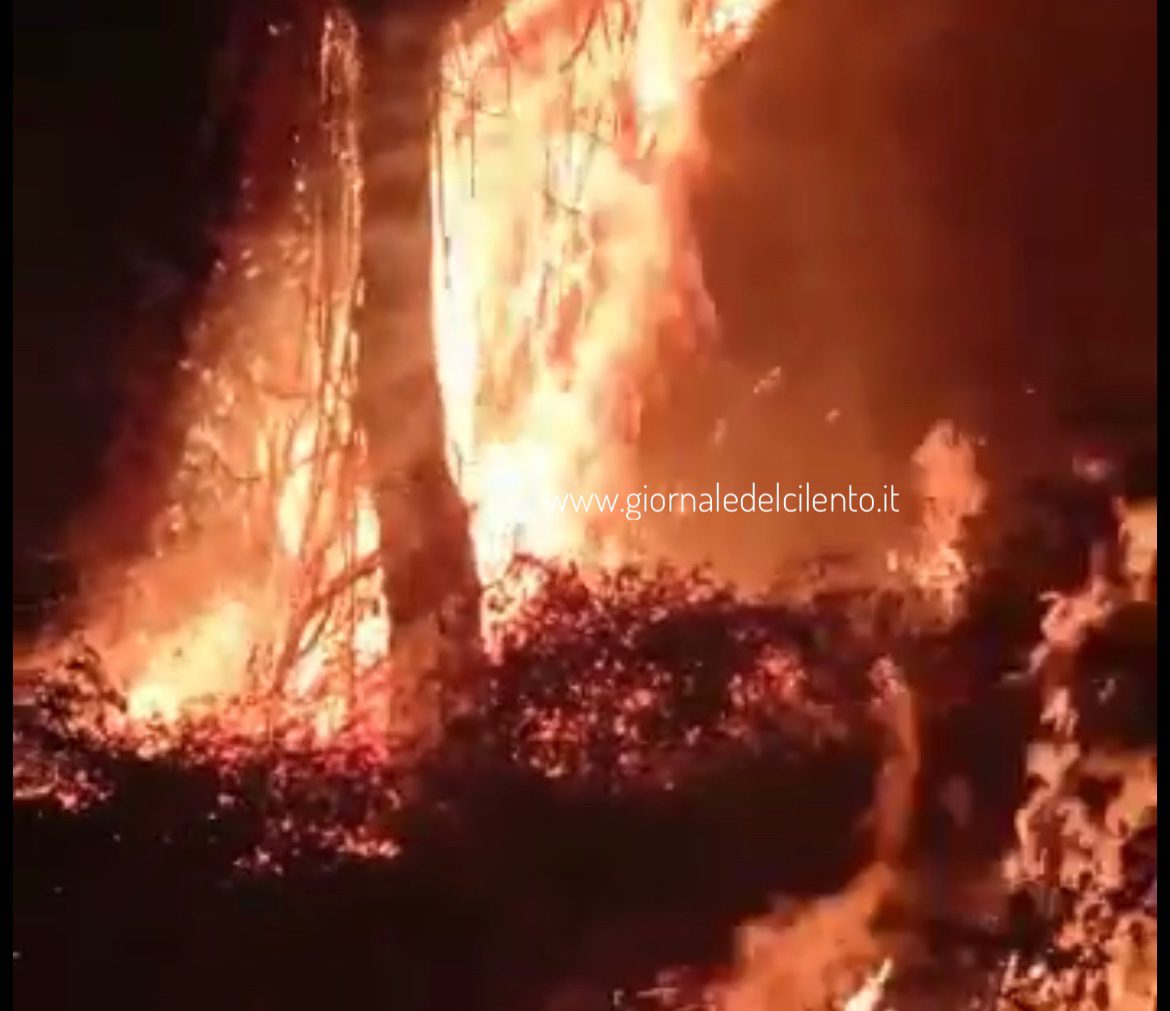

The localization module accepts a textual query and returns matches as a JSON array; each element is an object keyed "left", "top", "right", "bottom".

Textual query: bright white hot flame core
[{"left": 432, "top": 0, "right": 775, "bottom": 583}]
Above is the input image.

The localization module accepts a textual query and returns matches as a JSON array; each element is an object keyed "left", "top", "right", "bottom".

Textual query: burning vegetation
[{"left": 13, "top": 2, "right": 1156, "bottom": 1010}]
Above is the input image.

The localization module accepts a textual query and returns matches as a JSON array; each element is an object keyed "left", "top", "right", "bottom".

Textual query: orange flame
[
  {"left": 59, "top": 0, "right": 779, "bottom": 731},
  {"left": 1000, "top": 559, "right": 1158, "bottom": 1010},
  {"left": 431, "top": 0, "right": 774, "bottom": 583},
  {"left": 75, "top": 9, "right": 390, "bottom": 736}
]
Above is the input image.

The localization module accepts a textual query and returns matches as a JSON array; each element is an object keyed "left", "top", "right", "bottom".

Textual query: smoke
[{"left": 639, "top": 0, "right": 1155, "bottom": 584}]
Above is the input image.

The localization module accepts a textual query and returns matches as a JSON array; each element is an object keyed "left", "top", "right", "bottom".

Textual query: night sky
[{"left": 14, "top": 0, "right": 1157, "bottom": 609}]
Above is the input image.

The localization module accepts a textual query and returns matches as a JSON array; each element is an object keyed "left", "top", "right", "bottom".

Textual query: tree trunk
[{"left": 351, "top": 3, "right": 481, "bottom": 745}]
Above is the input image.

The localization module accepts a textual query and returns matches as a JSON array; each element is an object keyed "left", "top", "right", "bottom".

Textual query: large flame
[
  {"left": 997, "top": 553, "right": 1158, "bottom": 1010},
  {"left": 75, "top": 9, "right": 391, "bottom": 736},
  {"left": 431, "top": 0, "right": 773, "bottom": 583},
  {"left": 12, "top": 3, "right": 1156, "bottom": 1005},
  {"left": 712, "top": 660, "right": 915, "bottom": 1011},
  {"left": 58, "top": 0, "right": 778, "bottom": 723}
]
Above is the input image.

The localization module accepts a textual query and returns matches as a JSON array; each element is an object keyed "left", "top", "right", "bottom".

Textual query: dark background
[
  {"left": 14, "top": 0, "right": 236, "bottom": 626},
  {"left": 14, "top": 0, "right": 1158, "bottom": 605}
]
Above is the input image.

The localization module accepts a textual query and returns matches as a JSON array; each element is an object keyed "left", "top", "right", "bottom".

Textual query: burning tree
[
  {"left": 72, "top": 2, "right": 436, "bottom": 741},
  {"left": 62, "top": 0, "right": 775, "bottom": 744},
  {"left": 14, "top": 3, "right": 1156, "bottom": 1009},
  {"left": 349, "top": 0, "right": 486, "bottom": 740}
]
